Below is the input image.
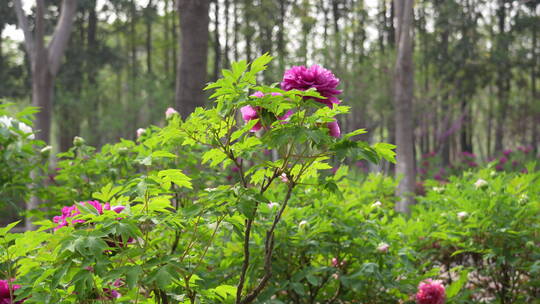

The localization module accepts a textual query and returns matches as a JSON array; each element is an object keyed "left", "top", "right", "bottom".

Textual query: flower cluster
[
  {"left": 0, "top": 280, "right": 24, "bottom": 304},
  {"left": 416, "top": 279, "right": 445, "bottom": 304},
  {"left": 53, "top": 200, "right": 125, "bottom": 231},
  {"left": 0, "top": 116, "right": 34, "bottom": 140},
  {"left": 240, "top": 64, "right": 342, "bottom": 137}
]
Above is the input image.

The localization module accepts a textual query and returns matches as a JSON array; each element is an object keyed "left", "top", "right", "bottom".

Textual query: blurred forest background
[{"left": 0, "top": 0, "right": 538, "bottom": 167}]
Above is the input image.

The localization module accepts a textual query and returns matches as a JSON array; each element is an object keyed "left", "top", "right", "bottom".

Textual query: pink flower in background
[
  {"left": 165, "top": 107, "right": 178, "bottom": 119},
  {"left": 377, "top": 242, "right": 390, "bottom": 253},
  {"left": 468, "top": 161, "right": 478, "bottom": 167},
  {"left": 0, "top": 280, "right": 23, "bottom": 303},
  {"left": 499, "top": 156, "right": 508, "bottom": 165},
  {"left": 281, "top": 65, "right": 342, "bottom": 137},
  {"left": 461, "top": 151, "right": 476, "bottom": 158},
  {"left": 331, "top": 258, "right": 339, "bottom": 267},
  {"left": 53, "top": 201, "right": 125, "bottom": 231},
  {"left": 416, "top": 279, "right": 445, "bottom": 304},
  {"left": 502, "top": 149, "right": 512, "bottom": 156}
]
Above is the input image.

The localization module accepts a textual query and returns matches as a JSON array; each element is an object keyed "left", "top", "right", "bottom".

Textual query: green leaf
[
  {"left": 446, "top": 270, "right": 469, "bottom": 298},
  {"left": 0, "top": 221, "right": 20, "bottom": 236},
  {"left": 126, "top": 265, "right": 142, "bottom": 289},
  {"left": 151, "top": 151, "right": 177, "bottom": 158},
  {"left": 372, "top": 143, "right": 397, "bottom": 164},
  {"left": 158, "top": 169, "right": 192, "bottom": 189}
]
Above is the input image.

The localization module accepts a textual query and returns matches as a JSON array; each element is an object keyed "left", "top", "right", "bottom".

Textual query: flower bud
[
  {"left": 136, "top": 128, "right": 146, "bottom": 138},
  {"left": 165, "top": 107, "right": 179, "bottom": 119},
  {"left": 377, "top": 242, "right": 390, "bottom": 253},
  {"left": 73, "top": 136, "right": 85, "bottom": 147},
  {"left": 474, "top": 178, "right": 488, "bottom": 189},
  {"left": 457, "top": 211, "right": 468, "bottom": 221}
]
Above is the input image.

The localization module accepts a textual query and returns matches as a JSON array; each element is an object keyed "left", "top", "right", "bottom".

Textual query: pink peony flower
[
  {"left": 468, "top": 161, "right": 478, "bottom": 167},
  {"left": 280, "top": 65, "right": 342, "bottom": 106},
  {"left": 499, "top": 156, "right": 508, "bottom": 165},
  {"left": 502, "top": 149, "right": 512, "bottom": 156},
  {"left": 279, "top": 173, "right": 289, "bottom": 183},
  {"left": 0, "top": 280, "right": 23, "bottom": 303},
  {"left": 53, "top": 201, "right": 125, "bottom": 231},
  {"left": 331, "top": 258, "right": 339, "bottom": 267},
  {"left": 165, "top": 107, "right": 178, "bottom": 119},
  {"left": 416, "top": 279, "right": 445, "bottom": 304},
  {"left": 281, "top": 65, "right": 343, "bottom": 137}
]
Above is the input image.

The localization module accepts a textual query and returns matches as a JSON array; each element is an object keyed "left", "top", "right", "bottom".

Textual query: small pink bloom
[
  {"left": 331, "top": 258, "right": 339, "bottom": 267},
  {"left": 468, "top": 161, "right": 477, "bottom": 167},
  {"left": 495, "top": 164, "right": 504, "bottom": 171},
  {"left": 503, "top": 149, "right": 512, "bottom": 156},
  {"left": 165, "top": 107, "right": 178, "bottom": 119},
  {"left": 377, "top": 242, "right": 390, "bottom": 253},
  {"left": 279, "top": 173, "right": 289, "bottom": 183},
  {"left": 0, "top": 280, "right": 23, "bottom": 303},
  {"left": 416, "top": 279, "right": 445, "bottom": 304},
  {"left": 240, "top": 105, "right": 262, "bottom": 132},
  {"left": 332, "top": 273, "right": 339, "bottom": 280},
  {"left": 499, "top": 156, "right": 508, "bottom": 164}
]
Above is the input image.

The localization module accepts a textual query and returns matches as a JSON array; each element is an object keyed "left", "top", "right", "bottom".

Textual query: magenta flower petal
[
  {"left": 416, "top": 279, "right": 445, "bottom": 304},
  {"left": 281, "top": 65, "right": 342, "bottom": 98},
  {"left": 240, "top": 105, "right": 262, "bottom": 132},
  {"left": 327, "top": 120, "right": 341, "bottom": 138}
]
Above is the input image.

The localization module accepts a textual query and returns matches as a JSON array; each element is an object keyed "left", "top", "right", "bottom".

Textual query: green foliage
[
  {"left": 0, "top": 104, "right": 45, "bottom": 225},
  {"left": 0, "top": 57, "right": 392, "bottom": 303}
]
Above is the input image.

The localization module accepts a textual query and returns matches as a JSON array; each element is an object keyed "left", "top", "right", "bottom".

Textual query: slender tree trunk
[
  {"left": 145, "top": 0, "right": 154, "bottom": 74},
  {"left": 224, "top": 0, "right": 230, "bottom": 67},
  {"left": 212, "top": 0, "right": 221, "bottom": 81},
  {"left": 233, "top": 0, "right": 239, "bottom": 61},
  {"left": 494, "top": 0, "right": 509, "bottom": 152},
  {"left": 531, "top": 6, "right": 538, "bottom": 152},
  {"left": 175, "top": 0, "right": 210, "bottom": 119},
  {"left": 394, "top": 0, "right": 415, "bottom": 214}
]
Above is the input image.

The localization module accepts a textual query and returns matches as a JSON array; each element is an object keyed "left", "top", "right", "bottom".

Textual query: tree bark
[
  {"left": 394, "top": 0, "right": 415, "bottom": 214},
  {"left": 14, "top": 0, "right": 78, "bottom": 230},
  {"left": 175, "top": 0, "right": 210, "bottom": 119}
]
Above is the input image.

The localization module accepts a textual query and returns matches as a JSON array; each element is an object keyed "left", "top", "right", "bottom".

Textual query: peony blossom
[
  {"left": 280, "top": 65, "right": 342, "bottom": 107},
  {"left": 377, "top": 242, "right": 390, "bottom": 253},
  {"left": 474, "top": 179, "right": 488, "bottom": 189},
  {"left": 331, "top": 258, "right": 339, "bottom": 267},
  {"left": 502, "top": 149, "right": 512, "bottom": 156},
  {"left": 53, "top": 201, "right": 125, "bottom": 231},
  {"left": 0, "top": 280, "right": 24, "bottom": 304},
  {"left": 280, "top": 65, "right": 342, "bottom": 137},
  {"left": 279, "top": 173, "right": 289, "bottom": 183},
  {"left": 416, "top": 279, "right": 445, "bottom": 304},
  {"left": 165, "top": 107, "right": 178, "bottom": 119}
]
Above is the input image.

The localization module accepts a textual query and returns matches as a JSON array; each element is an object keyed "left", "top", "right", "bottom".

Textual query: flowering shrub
[{"left": 0, "top": 56, "right": 395, "bottom": 303}]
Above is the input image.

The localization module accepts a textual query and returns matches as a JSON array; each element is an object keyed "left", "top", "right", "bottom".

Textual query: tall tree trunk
[
  {"left": 394, "top": 0, "right": 415, "bottom": 214},
  {"left": 14, "top": 0, "right": 78, "bottom": 230},
  {"left": 212, "top": 0, "right": 221, "bottom": 81},
  {"left": 494, "top": 0, "right": 509, "bottom": 153},
  {"left": 531, "top": 6, "right": 538, "bottom": 152},
  {"left": 175, "top": 0, "right": 210, "bottom": 119},
  {"left": 145, "top": 0, "right": 154, "bottom": 74},
  {"left": 224, "top": 0, "right": 230, "bottom": 68}
]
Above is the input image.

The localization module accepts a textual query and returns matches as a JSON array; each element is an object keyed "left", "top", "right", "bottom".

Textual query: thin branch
[
  {"left": 13, "top": 0, "right": 34, "bottom": 59},
  {"left": 240, "top": 182, "right": 295, "bottom": 304},
  {"left": 48, "top": 0, "right": 78, "bottom": 75}
]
